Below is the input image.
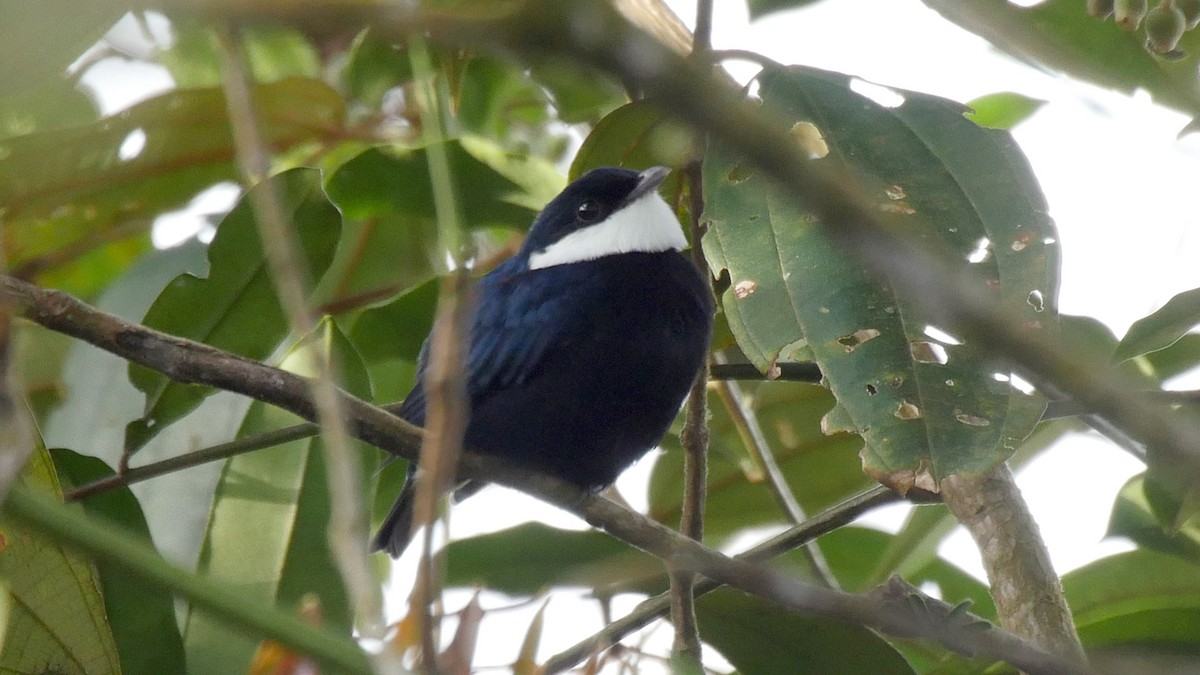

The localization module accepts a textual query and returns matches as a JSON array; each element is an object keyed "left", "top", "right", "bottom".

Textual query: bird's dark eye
[{"left": 576, "top": 199, "right": 603, "bottom": 223}]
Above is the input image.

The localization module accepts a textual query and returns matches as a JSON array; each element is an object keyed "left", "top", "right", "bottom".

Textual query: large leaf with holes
[
  {"left": 703, "top": 65, "right": 1057, "bottom": 490},
  {"left": 126, "top": 168, "right": 342, "bottom": 453},
  {"left": 923, "top": 0, "right": 1200, "bottom": 122},
  {"left": 0, "top": 78, "right": 344, "bottom": 298},
  {"left": 0, "top": 444, "right": 120, "bottom": 674},
  {"left": 185, "top": 320, "right": 371, "bottom": 673}
]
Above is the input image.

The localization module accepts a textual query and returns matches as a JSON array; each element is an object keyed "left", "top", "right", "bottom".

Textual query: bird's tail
[{"left": 370, "top": 464, "right": 418, "bottom": 558}]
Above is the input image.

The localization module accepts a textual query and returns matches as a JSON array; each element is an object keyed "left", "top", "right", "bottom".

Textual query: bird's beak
[{"left": 626, "top": 166, "right": 670, "bottom": 205}]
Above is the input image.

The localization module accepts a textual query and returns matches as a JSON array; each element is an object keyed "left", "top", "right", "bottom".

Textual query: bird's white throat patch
[{"left": 528, "top": 193, "right": 687, "bottom": 270}]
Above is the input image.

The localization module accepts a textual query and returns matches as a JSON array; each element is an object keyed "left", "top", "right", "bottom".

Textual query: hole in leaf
[
  {"left": 850, "top": 78, "right": 906, "bottom": 107},
  {"left": 865, "top": 383, "right": 878, "bottom": 396},
  {"left": 967, "top": 237, "right": 991, "bottom": 264},
  {"left": 1027, "top": 289, "right": 1045, "bottom": 312},
  {"left": 118, "top": 128, "right": 147, "bottom": 161},
  {"left": 1010, "top": 373, "right": 1036, "bottom": 395},
  {"left": 1011, "top": 232, "right": 1037, "bottom": 252},
  {"left": 790, "top": 121, "right": 829, "bottom": 159},
  {"left": 911, "top": 341, "right": 948, "bottom": 365},
  {"left": 727, "top": 161, "right": 753, "bottom": 184},
  {"left": 733, "top": 279, "right": 757, "bottom": 299},
  {"left": 879, "top": 201, "right": 916, "bottom": 215},
  {"left": 895, "top": 400, "right": 921, "bottom": 419},
  {"left": 955, "top": 411, "right": 991, "bottom": 427},
  {"left": 837, "top": 328, "right": 880, "bottom": 352},
  {"left": 923, "top": 325, "right": 963, "bottom": 345}
]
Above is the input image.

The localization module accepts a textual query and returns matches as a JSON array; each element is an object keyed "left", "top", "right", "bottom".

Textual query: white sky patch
[
  {"left": 151, "top": 181, "right": 241, "bottom": 248},
  {"left": 923, "top": 325, "right": 964, "bottom": 345},
  {"left": 528, "top": 193, "right": 687, "bottom": 270},
  {"left": 118, "top": 128, "right": 146, "bottom": 161}
]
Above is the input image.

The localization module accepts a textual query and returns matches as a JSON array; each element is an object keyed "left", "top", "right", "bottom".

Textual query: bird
[{"left": 371, "top": 165, "right": 714, "bottom": 557}]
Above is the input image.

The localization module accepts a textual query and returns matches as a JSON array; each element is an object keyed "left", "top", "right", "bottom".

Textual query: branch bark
[
  {"left": 2, "top": 274, "right": 1089, "bottom": 674},
  {"left": 942, "top": 465, "right": 1088, "bottom": 664}
]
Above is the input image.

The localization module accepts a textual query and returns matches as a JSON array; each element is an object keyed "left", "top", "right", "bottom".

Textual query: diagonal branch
[{"left": 2, "top": 274, "right": 1088, "bottom": 675}]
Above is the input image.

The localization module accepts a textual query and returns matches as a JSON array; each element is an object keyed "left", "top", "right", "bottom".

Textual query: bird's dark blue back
[{"left": 372, "top": 167, "right": 713, "bottom": 556}]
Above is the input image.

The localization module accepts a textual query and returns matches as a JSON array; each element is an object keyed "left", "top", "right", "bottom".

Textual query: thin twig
[
  {"left": 406, "top": 31, "right": 474, "bottom": 670},
  {"left": 708, "top": 361, "right": 823, "bottom": 382},
  {"left": 64, "top": 421, "right": 322, "bottom": 501},
  {"left": 711, "top": 376, "right": 838, "bottom": 589},
  {"left": 667, "top": 10, "right": 717, "bottom": 662},
  {"left": 213, "top": 23, "right": 385, "bottom": 651},
  {"left": 669, "top": 158, "right": 711, "bottom": 665},
  {"left": 0, "top": 227, "right": 32, "bottom": 501}
]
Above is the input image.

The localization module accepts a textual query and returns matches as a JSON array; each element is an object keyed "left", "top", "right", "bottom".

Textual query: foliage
[{"left": 2, "top": 1, "right": 1199, "bottom": 673}]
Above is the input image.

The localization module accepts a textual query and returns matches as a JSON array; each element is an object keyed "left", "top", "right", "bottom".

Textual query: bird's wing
[
  {"left": 467, "top": 262, "right": 587, "bottom": 393},
  {"left": 397, "top": 262, "right": 588, "bottom": 423}
]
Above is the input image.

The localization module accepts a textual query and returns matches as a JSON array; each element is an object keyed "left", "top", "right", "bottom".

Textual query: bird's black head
[{"left": 521, "top": 166, "right": 687, "bottom": 270}]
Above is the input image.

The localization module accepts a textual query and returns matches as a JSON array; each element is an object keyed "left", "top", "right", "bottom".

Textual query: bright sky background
[{"left": 73, "top": 0, "right": 1200, "bottom": 669}]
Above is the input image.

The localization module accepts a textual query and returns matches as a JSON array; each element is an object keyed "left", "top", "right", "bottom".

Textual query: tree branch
[
  {"left": 942, "top": 465, "right": 1088, "bottom": 663},
  {"left": 544, "top": 486, "right": 897, "bottom": 672},
  {"left": 2, "top": 274, "right": 1088, "bottom": 674}
]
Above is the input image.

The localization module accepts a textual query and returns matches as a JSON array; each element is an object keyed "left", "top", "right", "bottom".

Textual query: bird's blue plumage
[{"left": 372, "top": 167, "right": 713, "bottom": 557}]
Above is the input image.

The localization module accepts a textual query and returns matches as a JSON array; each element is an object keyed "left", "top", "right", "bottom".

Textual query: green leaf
[
  {"left": 649, "top": 382, "right": 869, "bottom": 545},
  {"left": 923, "top": 0, "right": 1200, "bottom": 120},
  {"left": 343, "top": 29, "right": 414, "bottom": 108},
  {"left": 126, "top": 168, "right": 342, "bottom": 453},
  {"left": 0, "top": 443, "right": 120, "bottom": 674},
  {"left": 1109, "top": 473, "right": 1200, "bottom": 563},
  {"left": 0, "top": 78, "right": 345, "bottom": 297},
  {"left": 816, "top": 527, "right": 994, "bottom": 615},
  {"left": 965, "top": 92, "right": 1046, "bottom": 130},
  {"left": 348, "top": 278, "right": 438, "bottom": 363},
  {"left": 1114, "top": 287, "right": 1200, "bottom": 362},
  {"left": 0, "top": 79, "right": 97, "bottom": 139},
  {"left": 185, "top": 319, "right": 372, "bottom": 673},
  {"left": 813, "top": 527, "right": 999, "bottom": 672},
  {"left": 320, "top": 140, "right": 546, "bottom": 302},
  {"left": 530, "top": 61, "right": 626, "bottom": 124},
  {"left": 746, "top": 0, "right": 828, "bottom": 21},
  {"left": 0, "top": 1, "right": 123, "bottom": 96},
  {"left": 696, "top": 587, "right": 914, "bottom": 675},
  {"left": 444, "top": 523, "right": 661, "bottom": 597},
  {"left": 326, "top": 141, "right": 538, "bottom": 228},
  {"left": 51, "top": 448, "right": 186, "bottom": 675},
  {"left": 702, "top": 65, "right": 1057, "bottom": 490},
  {"left": 1064, "top": 549, "right": 1200, "bottom": 648},
  {"left": 1142, "top": 333, "right": 1200, "bottom": 381},
  {"left": 571, "top": 100, "right": 697, "bottom": 180},
  {"left": 161, "top": 22, "right": 320, "bottom": 88}
]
